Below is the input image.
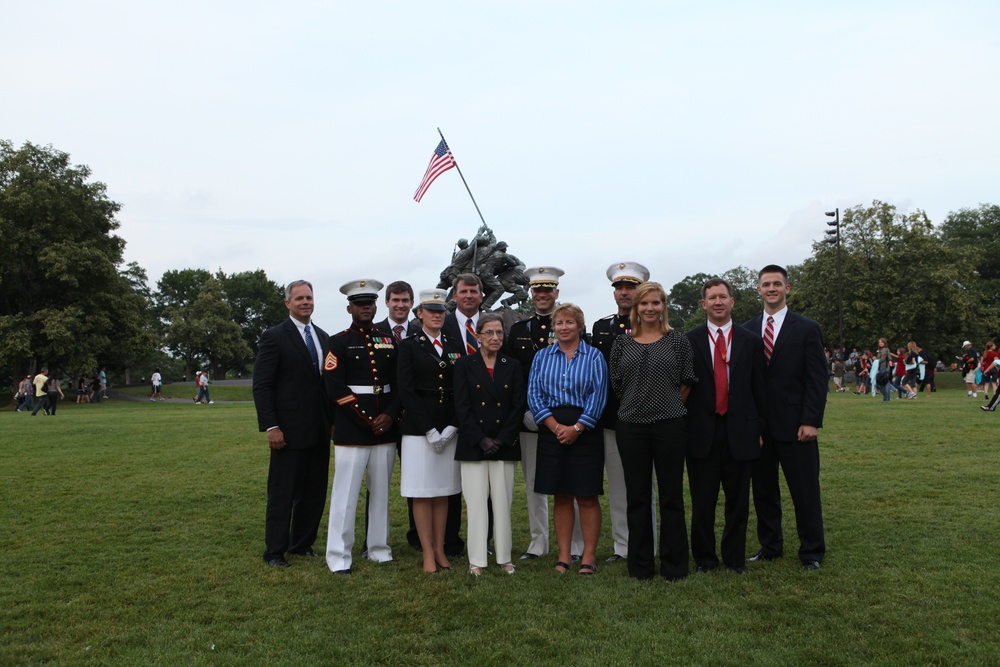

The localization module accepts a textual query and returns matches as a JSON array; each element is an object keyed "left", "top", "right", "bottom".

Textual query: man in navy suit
[
  {"left": 685, "top": 277, "right": 766, "bottom": 574},
  {"left": 743, "top": 265, "right": 828, "bottom": 569},
  {"left": 372, "top": 280, "right": 422, "bottom": 551},
  {"left": 253, "top": 280, "right": 332, "bottom": 567}
]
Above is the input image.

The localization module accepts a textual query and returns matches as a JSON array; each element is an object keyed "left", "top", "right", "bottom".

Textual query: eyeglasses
[{"left": 478, "top": 330, "right": 504, "bottom": 338}]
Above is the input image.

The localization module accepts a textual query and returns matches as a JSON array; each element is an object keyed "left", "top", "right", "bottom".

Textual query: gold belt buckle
[{"left": 373, "top": 384, "right": 383, "bottom": 395}]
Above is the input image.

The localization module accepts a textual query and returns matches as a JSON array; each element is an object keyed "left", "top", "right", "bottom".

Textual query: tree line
[{"left": 3, "top": 140, "right": 998, "bottom": 388}]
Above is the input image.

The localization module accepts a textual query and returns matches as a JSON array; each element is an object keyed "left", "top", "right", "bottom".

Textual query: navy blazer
[
  {"left": 375, "top": 317, "right": 422, "bottom": 340},
  {"left": 252, "top": 318, "right": 332, "bottom": 449},
  {"left": 453, "top": 351, "right": 524, "bottom": 462},
  {"left": 685, "top": 323, "right": 766, "bottom": 461},
  {"left": 443, "top": 310, "right": 482, "bottom": 357},
  {"left": 742, "top": 311, "right": 828, "bottom": 442},
  {"left": 397, "top": 332, "right": 463, "bottom": 435}
]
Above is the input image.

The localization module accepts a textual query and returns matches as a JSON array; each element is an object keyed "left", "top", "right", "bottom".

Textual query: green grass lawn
[{"left": 2, "top": 372, "right": 997, "bottom": 666}]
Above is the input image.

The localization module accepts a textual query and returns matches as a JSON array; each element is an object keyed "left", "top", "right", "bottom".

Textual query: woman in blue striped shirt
[{"left": 527, "top": 303, "right": 608, "bottom": 574}]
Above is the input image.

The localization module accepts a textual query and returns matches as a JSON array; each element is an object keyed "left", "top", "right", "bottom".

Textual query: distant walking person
[
  {"left": 196, "top": 371, "right": 213, "bottom": 404},
  {"left": 150, "top": 369, "right": 163, "bottom": 401},
  {"left": 16, "top": 375, "right": 33, "bottom": 413},
  {"left": 43, "top": 376, "right": 64, "bottom": 414},
  {"left": 31, "top": 367, "right": 51, "bottom": 416},
  {"left": 744, "top": 265, "right": 828, "bottom": 570}
]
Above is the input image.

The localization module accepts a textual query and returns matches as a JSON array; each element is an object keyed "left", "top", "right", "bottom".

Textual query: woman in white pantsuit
[{"left": 453, "top": 312, "right": 525, "bottom": 576}]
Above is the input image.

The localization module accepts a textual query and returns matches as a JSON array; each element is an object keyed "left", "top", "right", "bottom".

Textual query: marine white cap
[
  {"left": 606, "top": 261, "right": 650, "bottom": 285},
  {"left": 340, "top": 279, "right": 383, "bottom": 302},
  {"left": 417, "top": 288, "right": 449, "bottom": 311},
  {"left": 524, "top": 266, "right": 564, "bottom": 289}
]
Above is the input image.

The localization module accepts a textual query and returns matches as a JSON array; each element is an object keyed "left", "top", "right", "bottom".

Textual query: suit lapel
[
  {"left": 772, "top": 312, "right": 796, "bottom": 359},
  {"left": 692, "top": 324, "right": 713, "bottom": 376},
  {"left": 285, "top": 319, "right": 314, "bottom": 371}
]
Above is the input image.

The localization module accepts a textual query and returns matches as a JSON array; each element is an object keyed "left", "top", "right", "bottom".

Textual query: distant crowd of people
[
  {"left": 254, "top": 263, "right": 828, "bottom": 580},
  {"left": 14, "top": 367, "right": 107, "bottom": 414},
  {"left": 827, "top": 339, "right": 999, "bottom": 410}
]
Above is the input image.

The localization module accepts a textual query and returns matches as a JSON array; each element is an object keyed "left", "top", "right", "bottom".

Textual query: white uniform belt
[{"left": 348, "top": 384, "right": 391, "bottom": 395}]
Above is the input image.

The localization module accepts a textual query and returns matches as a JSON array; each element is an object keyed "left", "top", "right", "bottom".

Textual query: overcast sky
[{"left": 4, "top": 1, "right": 998, "bottom": 330}]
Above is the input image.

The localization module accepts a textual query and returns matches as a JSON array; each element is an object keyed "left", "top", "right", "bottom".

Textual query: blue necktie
[{"left": 304, "top": 325, "right": 320, "bottom": 373}]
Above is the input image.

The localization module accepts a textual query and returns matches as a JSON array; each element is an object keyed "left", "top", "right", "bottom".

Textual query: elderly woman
[
  {"left": 609, "top": 281, "right": 696, "bottom": 580},
  {"left": 528, "top": 303, "right": 607, "bottom": 575},
  {"left": 398, "top": 289, "right": 464, "bottom": 573},
  {"left": 453, "top": 312, "right": 524, "bottom": 576}
]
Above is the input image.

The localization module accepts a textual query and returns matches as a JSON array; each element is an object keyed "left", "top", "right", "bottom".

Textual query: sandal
[
  {"left": 500, "top": 563, "right": 516, "bottom": 575},
  {"left": 578, "top": 563, "right": 597, "bottom": 575},
  {"left": 554, "top": 561, "right": 570, "bottom": 573},
  {"left": 469, "top": 566, "right": 483, "bottom": 577}
]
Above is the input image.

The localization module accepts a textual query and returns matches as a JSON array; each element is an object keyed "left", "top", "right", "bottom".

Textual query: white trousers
[
  {"left": 325, "top": 443, "right": 395, "bottom": 572},
  {"left": 519, "top": 431, "right": 549, "bottom": 555},
  {"left": 461, "top": 460, "right": 516, "bottom": 568},
  {"left": 520, "top": 431, "right": 584, "bottom": 556}
]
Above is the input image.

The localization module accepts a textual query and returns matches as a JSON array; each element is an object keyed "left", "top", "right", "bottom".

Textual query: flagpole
[{"left": 438, "top": 127, "right": 488, "bottom": 228}]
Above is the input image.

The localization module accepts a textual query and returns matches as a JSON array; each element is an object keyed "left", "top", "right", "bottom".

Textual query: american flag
[{"left": 413, "top": 139, "right": 456, "bottom": 202}]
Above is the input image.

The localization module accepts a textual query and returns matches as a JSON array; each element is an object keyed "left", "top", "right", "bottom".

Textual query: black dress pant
[
  {"left": 264, "top": 442, "right": 330, "bottom": 560},
  {"left": 751, "top": 435, "right": 825, "bottom": 563},
  {"left": 617, "top": 418, "right": 689, "bottom": 580},
  {"left": 687, "top": 415, "right": 752, "bottom": 570}
]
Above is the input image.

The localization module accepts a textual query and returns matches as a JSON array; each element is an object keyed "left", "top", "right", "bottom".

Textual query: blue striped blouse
[{"left": 527, "top": 338, "right": 608, "bottom": 430}]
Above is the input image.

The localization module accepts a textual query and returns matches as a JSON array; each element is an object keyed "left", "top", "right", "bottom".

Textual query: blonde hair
[
  {"left": 552, "top": 303, "right": 586, "bottom": 335},
  {"left": 630, "top": 281, "right": 671, "bottom": 336}
]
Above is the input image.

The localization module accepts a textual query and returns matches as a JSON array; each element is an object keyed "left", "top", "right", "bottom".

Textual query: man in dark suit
[
  {"left": 371, "top": 280, "right": 421, "bottom": 551},
  {"left": 253, "top": 279, "right": 332, "bottom": 567},
  {"left": 743, "top": 265, "right": 828, "bottom": 570},
  {"left": 685, "top": 277, "right": 766, "bottom": 574}
]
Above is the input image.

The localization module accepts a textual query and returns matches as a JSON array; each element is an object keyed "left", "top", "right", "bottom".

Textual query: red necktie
[
  {"left": 714, "top": 328, "right": 728, "bottom": 415},
  {"left": 433, "top": 339, "right": 443, "bottom": 355},
  {"left": 465, "top": 319, "right": 479, "bottom": 355},
  {"left": 393, "top": 324, "right": 404, "bottom": 343},
  {"left": 763, "top": 316, "right": 774, "bottom": 364}
]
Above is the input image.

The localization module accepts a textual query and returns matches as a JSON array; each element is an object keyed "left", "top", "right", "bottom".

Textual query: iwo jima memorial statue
[{"left": 436, "top": 223, "right": 531, "bottom": 324}]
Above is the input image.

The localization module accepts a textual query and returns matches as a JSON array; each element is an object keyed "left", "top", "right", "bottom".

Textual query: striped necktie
[
  {"left": 763, "top": 316, "right": 774, "bottom": 364},
  {"left": 465, "top": 318, "right": 479, "bottom": 355}
]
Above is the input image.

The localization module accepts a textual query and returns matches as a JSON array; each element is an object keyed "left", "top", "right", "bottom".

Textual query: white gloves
[{"left": 426, "top": 426, "right": 458, "bottom": 454}]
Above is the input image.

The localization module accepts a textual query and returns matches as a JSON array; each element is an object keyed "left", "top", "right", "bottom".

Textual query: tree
[
  {"left": 793, "top": 200, "right": 995, "bottom": 361},
  {"left": 938, "top": 204, "right": 1000, "bottom": 311},
  {"left": 161, "top": 275, "right": 251, "bottom": 379},
  {"left": 217, "top": 269, "right": 285, "bottom": 366},
  {"left": 0, "top": 140, "right": 152, "bottom": 382},
  {"left": 667, "top": 272, "right": 713, "bottom": 329}
]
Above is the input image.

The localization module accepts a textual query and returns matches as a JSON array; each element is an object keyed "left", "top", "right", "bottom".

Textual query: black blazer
[
  {"left": 742, "top": 311, "right": 828, "bottom": 442},
  {"left": 252, "top": 319, "right": 332, "bottom": 449},
  {"left": 397, "top": 332, "right": 463, "bottom": 435},
  {"left": 453, "top": 351, "right": 523, "bottom": 462},
  {"left": 443, "top": 310, "right": 480, "bottom": 357},
  {"left": 685, "top": 323, "right": 766, "bottom": 461}
]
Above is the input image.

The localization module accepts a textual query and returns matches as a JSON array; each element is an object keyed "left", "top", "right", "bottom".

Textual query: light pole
[{"left": 825, "top": 208, "right": 845, "bottom": 353}]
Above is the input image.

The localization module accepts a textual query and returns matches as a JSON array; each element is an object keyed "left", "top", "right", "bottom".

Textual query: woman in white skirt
[
  {"left": 453, "top": 312, "right": 524, "bottom": 576},
  {"left": 398, "top": 289, "right": 464, "bottom": 573}
]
